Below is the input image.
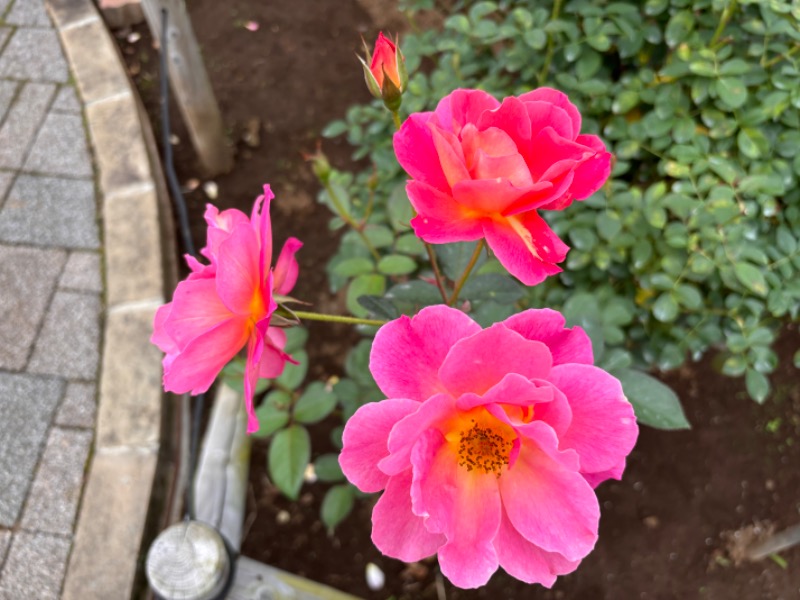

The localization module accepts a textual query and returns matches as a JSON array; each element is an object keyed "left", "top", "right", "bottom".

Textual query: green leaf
[
  {"left": 395, "top": 233, "right": 426, "bottom": 256},
  {"left": 268, "top": 424, "right": 311, "bottom": 500},
  {"left": 314, "top": 453, "right": 344, "bottom": 483},
  {"left": 321, "top": 484, "right": 355, "bottom": 533},
  {"left": 283, "top": 327, "right": 308, "bottom": 354},
  {"left": 220, "top": 357, "right": 270, "bottom": 396},
  {"left": 716, "top": 77, "right": 748, "bottom": 109},
  {"left": 436, "top": 241, "right": 487, "bottom": 281},
  {"left": 377, "top": 254, "right": 417, "bottom": 276},
  {"left": 294, "top": 381, "right": 338, "bottom": 424},
  {"left": 562, "top": 292, "right": 605, "bottom": 361},
  {"left": 652, "top": 292, "right": 679, "bottom": 322},
  {"left": 793, "top": 349, "right": 800, "bottom": 369},
  {"left": 737, "top": 128, "right": 769, "bottom": 159},
  {"left": 386, "top": 280, "right": 443, "bottom": 308},
  {"left": 734, "top": 262, "right": 768, "bottom": 296},
  {"left": 321, "top": 120, "right": 348, "bottom": 138},
  {"left": 333, "top": 257, "right": 375, "bottom": 277},
  {"left": 745, "top": 368, "right": 770, "bottom": 403},
  {"left": 613, "top": 368, "right": 690, "bottom": 430},
  {"left": 276, "top": 350, "right": 308, "bottom": 390},
  {"left": 665, "top": 10, "right": 695, "bottom": 47},
  {"left": 346, "top": 274, "right": 387, "bottom": 317},
  {"left": 387, "top": 185, "right": 414, "bottom": 231},
  {"left": 675, "top": 283, "right": 703, "bottom": 310},
  {"left": 252, "top": 391, "right": 291, "bottom": 439},
  {"left": 460, "top": 273, "right": 524, "bottom": 304},
  {"left": 356, "top": 295, "right": 400, "bottom": 320}
]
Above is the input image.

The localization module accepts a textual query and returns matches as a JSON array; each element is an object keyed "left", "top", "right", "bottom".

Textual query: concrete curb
[{"left": 46, "top": 0, "right": 170, "bottom": 597}]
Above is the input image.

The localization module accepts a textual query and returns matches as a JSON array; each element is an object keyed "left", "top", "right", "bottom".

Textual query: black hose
[{"left": 159, "top": 8, "right": 204, "bottom": 521}]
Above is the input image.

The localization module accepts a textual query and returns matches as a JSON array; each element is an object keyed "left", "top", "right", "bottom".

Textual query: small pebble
[
  {"left": 304, "top": 463, "right": 317, "bottom": 483},
  {"left": 366, "top": 562, "right": 385, "bottom": 591},
  {"left": 184, "top": 178, "right": 200, "bottom": 192},
  {"left": 169, "top": 134, "right": 180, "bottom": 145},
  {"left": 127, "top": 31, "right": 141, "bottom": 43},
  {"left": 765, "top": 479, "right": 776, "bottom": 491},
  {"left": 276, "top": 510, "right": 290, "bottom": 524},
  {"left": 203, "top": 181, "right": 219, "bottom": 200},
  {"left": 643, "top": 516, "right": 660, "bottom": 529}
]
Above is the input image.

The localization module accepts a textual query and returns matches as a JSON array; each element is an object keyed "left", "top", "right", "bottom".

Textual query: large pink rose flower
[
  {"left": 339, "top": 305, "right": 638, "bottom": 588},
  {"left": 151, "top": 185, "right": 302, "bottom": 434},
  {"left": 393, "top": 88, "right": 612, "bottom": 286}
]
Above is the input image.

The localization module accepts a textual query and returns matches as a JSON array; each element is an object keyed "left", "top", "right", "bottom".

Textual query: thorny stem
[
  {"left": 425, "top": 243, "right": 450, "bottom": 303},
  {"left": 448, "top": 240, "right": 485, "bottom": 307},
  {"left": 710, "top": 0, "right": 737, "bottom": 49},
  {"left": 285, "top": 309, "right": 387, "bottom": 327},
  {"left": 323, "top": 180, "right": 382, "bottom": 262},
  {"left": 537, "top": 0, "right": 564, "bottom": 86}
]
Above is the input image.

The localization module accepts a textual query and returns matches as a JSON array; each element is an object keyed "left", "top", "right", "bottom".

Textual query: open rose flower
[
  {"left": 151, "top": 185, "right": 302, "bottom": 434},
  {"left": 339, "top": 305, "right": 637, "bottom": 588},
  {"left": 393, "top": 88, "right": 612, "bottom": 286}
]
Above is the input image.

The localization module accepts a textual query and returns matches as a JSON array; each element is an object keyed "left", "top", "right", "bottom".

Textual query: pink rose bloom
[
  {"left": 339, "top": 305, "right": 638, "bottom": 588},
  {"left": 369, "top": 32, "right": 402, "bottom": 91},
  {"left": 151, "top": 185, "right": 302, "bottom": 434},
  {"left": 393, "top": 88, "right": 612, "bottom": 286}
]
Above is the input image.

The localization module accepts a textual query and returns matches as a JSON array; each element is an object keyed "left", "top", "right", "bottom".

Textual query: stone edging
[{"left": 46, "top": 0, "right": 167, "bottom": 597}]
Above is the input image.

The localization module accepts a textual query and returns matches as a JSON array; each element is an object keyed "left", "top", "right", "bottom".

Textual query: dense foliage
[
  {"left": 247, "top": 0, "right": 800, "bottom": 529},
  {"left": 322, "top": 0, "right": 800, "bottom": 405}
]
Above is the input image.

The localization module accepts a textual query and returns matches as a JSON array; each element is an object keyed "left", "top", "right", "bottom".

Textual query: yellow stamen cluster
[{"left": 457, "top": 419, "right": 513, "bottom": 477}]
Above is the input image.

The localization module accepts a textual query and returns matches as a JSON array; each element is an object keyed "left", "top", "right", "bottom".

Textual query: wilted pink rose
[
  {"left": 393, "top": 88, "right": 612, "bottom": 286},
  {"left": 151, "top": 185, "right": 302, "bottom": 434},
  {"left": 339, "top": 305, "right": 637, "bottom": 588}
]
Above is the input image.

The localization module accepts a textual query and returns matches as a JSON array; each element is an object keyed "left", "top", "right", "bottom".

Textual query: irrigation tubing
[{"left": 159, "top": 8, "right": 204, "bottom": 521}]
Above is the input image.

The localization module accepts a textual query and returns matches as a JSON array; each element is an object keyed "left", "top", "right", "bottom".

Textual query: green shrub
[{"left": 320, "top": 0, "right": 800, "bottom": 409}]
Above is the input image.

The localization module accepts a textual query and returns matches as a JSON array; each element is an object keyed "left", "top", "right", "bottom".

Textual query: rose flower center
[{"left": 447, "top": 413, "right": 515, "bottom": 477}]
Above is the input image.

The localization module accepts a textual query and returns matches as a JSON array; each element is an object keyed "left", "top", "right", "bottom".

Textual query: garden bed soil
[{"left": 117, "top": 1, "right": 800, "bottom": 598}]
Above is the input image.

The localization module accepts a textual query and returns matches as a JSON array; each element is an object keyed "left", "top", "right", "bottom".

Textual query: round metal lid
[{"left": 146, "top": 520, "right": 231, "bottom": 600}]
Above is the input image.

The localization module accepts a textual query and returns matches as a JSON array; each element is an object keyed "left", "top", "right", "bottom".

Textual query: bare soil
[{"left": 118, "top": 2, "right": 800, "bottom": 598}]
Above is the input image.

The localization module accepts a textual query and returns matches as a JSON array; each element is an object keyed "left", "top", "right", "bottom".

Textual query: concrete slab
[
  {"left": 28, "top": 290, "right": 101, "bottom": 379},
  {"left": 0, "top": 80, "right": 17, "bottom": 125},
  {"left": 0, "top": 531, "right": 71, "bottom": 600},
  {"left": 6, "top": 0, "right": 53, "bottom": 27},
  {"left": 59, "top": 250, "right": 102, "bottom": 292},
  {"left": 86, "top": 93, "right": 151, "bottom": 193},
  {"left": 0, "top": 28, "right": 68, "bottom": 82},
  {"left": 0, "top": 171, "right": 12, "bottom": 206},
  {"left": 0, "top": 82, "right": 54, "bottom": 169},
  {"left": 0, "top": 373, "right": 64, "bottom": 527},
  {"left": 0, "top": 244, "right": 66, "bottom": 370},
  {"left": 61, "top": 450, "right": 157, "bottom": 600},
  {"left": 23, "top": 112, "right": 93, "bottom": 178},
  {"left": 0, "top": 530, "right": 10, "bottom": 565},
  {"left": 105, "top": 186, "right": 163, "bottom": 306},
  {"left": 61, "top": 18, "right": 129, "bottom": 105},
  {"left": 55, "top": 381, "right": 96, "bottom": 428},
  {"left": 98, "top": 307, "right": 162, "bottom": 448},
  {"left": 46, "top": 0, "right": 100, "bottom": 31},
  {"left": 0, "top": 174, "right": 99, "bottom": 248},
  {"left": 21, "top": 427, "right": 92, "bottom": 535},
  {"left": 51, "top": 85, "right": 80, "bottom": 114}
]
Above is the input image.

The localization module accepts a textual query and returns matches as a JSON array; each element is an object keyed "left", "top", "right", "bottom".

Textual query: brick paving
[{"left": 0, "top": 0, "right": 101, "bottom": 596}]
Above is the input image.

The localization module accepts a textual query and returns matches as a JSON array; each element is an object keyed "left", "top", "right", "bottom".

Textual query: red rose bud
[{"left": 359, "top": 32, "right": 408, "bottom": 112}]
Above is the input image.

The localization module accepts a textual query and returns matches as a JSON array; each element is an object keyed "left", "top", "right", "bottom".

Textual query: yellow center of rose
[{"left": 446, "top": 411, "right": 515, "bottom": 477}]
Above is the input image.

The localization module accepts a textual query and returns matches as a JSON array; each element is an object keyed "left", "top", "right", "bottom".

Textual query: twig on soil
[{"left": 745, "top": 523, "right": 800, "bottom": 561}]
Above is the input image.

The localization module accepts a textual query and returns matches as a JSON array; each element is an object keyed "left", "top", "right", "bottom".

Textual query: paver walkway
[{"left": 0, "top": 0, "right": 101, "bottom": 597}]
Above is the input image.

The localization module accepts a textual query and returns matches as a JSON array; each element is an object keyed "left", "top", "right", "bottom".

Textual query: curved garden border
[{"left": 46, "top": 0, "right": 176, "bottom": 597}]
